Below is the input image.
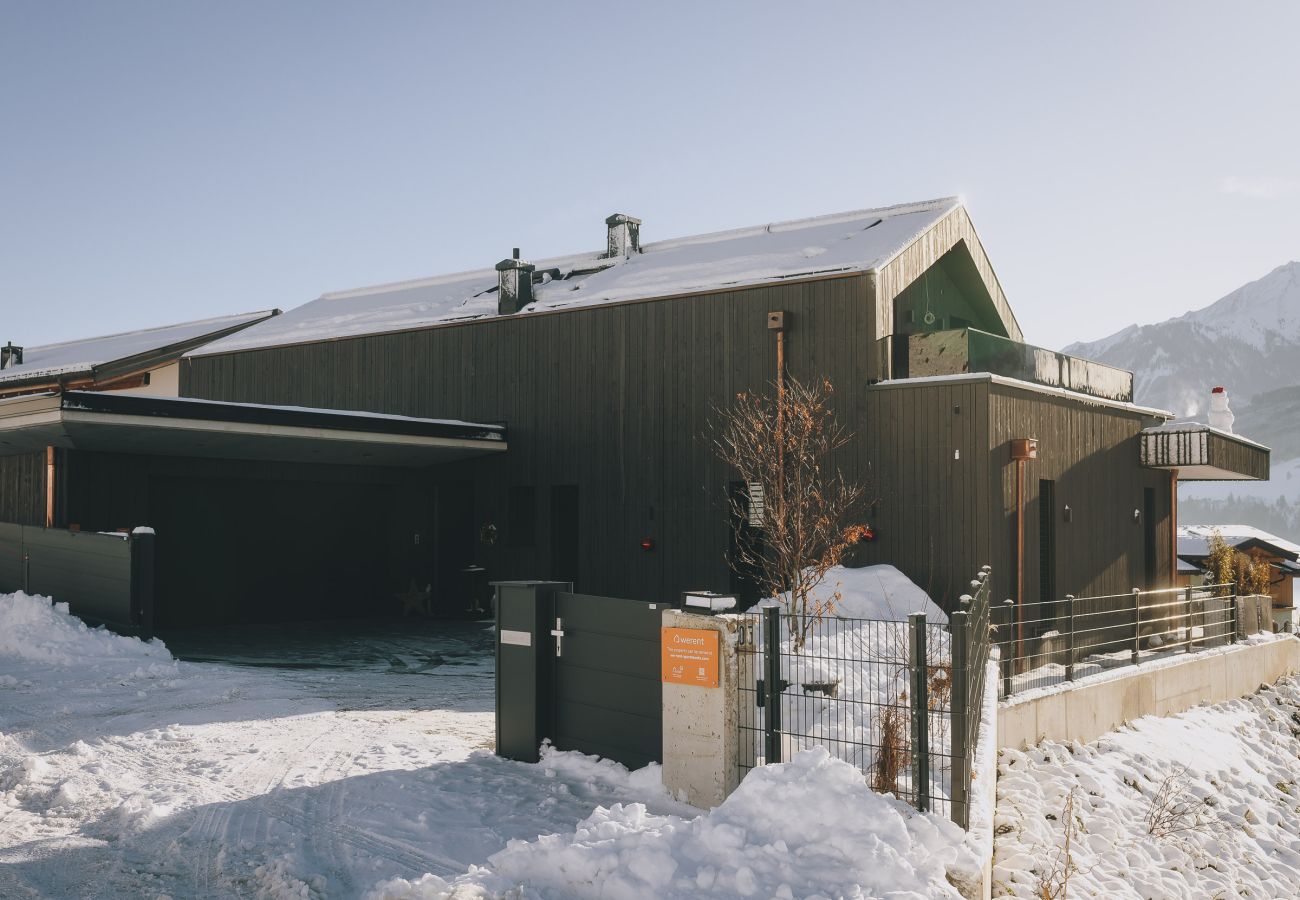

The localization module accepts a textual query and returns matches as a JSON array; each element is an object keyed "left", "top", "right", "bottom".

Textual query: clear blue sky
[{"left": 2, "top": 1, "right": 1297, "bottom": 351}]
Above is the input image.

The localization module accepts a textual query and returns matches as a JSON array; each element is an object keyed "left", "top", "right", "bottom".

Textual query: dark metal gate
[{"left": 495, "top": 582, "right": 664, "bottom": 770}]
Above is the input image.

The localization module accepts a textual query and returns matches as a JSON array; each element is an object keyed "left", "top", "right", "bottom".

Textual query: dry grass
[
  {"left": 1035, "top": 788, "right": 1081, "bottom": 900},
  {"left": 872, "top": 699, "right": 911, "bottom": 795}
]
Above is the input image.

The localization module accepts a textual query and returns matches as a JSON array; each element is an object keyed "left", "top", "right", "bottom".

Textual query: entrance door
[
  {"left": 1038, "top": 479, "right": 1058, "bottom": 626},
  {"left": 548, "top": 591, "right": 663, "bottom": 769},
  {"left": 550, "top": 485, "right": 579, "bottom": 585}
]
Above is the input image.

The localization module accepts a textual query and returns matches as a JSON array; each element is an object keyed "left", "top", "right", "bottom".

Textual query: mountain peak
[{"left": 1064, "top": 262, "right": 1300, "bottom": 417}]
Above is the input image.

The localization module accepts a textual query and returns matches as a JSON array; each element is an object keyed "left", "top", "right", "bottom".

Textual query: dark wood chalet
[{"left": 0, "top": 198, "right": 1272, "bottom": 632}]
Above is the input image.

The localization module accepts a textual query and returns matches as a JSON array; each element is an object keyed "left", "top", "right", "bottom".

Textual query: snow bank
[
  {"left": 0, "top": 591, "right": 172, "bottom": 666},
  {"left": 367, "top": 747, "right": 973, "bottom": 900},
  {"left": 758, "top": 564, "right": 948, "bottom": 623},
  {"left": 994, "top": 675, "right": 1300, "bottom": 898},
  {"left": 825, "top": 564, "right": 949, "bottom": 623}
]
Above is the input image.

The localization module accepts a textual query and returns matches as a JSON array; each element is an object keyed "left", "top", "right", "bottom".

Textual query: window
[{"left": 507, "top": 486, "right": 536, "bottom": 548}]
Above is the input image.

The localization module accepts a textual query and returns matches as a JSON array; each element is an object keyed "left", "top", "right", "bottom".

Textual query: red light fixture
[
  {"left": 640, "top": 537, "right": 655, "bottom": 551},
  {"left": 861, "top": 525, "right": 877, "bottom": 543}
]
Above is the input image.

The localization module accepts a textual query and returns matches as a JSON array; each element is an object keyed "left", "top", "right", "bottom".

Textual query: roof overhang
[
  {"left": 0, "top": 392, "right": 506, "bottom": 467},
  {"left": 1140, "top": 424, "right": 1269, "bottom": 481}
]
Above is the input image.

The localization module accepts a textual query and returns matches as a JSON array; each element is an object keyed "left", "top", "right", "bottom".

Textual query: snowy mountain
[{"left": 1065, "top": 261, "right": 1300, "bottom": 418}]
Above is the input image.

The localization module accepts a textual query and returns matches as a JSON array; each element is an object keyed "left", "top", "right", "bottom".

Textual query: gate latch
[
  {"left": 550, "top": 618, "right": 565, "bottom": 657},
  {"left": 755, "top": 678, "right": 790, "bottom": 707}
]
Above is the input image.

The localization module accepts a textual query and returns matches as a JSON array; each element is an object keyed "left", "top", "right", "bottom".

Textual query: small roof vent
[
  {"left": 1, "top": 342, "right": 22, "bottom": 370},
  {"left": 604, "top": 213, "right": 641, "bottom": 258}
]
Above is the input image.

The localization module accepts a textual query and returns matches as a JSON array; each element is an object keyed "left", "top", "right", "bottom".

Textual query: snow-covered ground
[
  {"left": 0, "top": 592, "right": 690, "bottom": 898},
  {"left": 993, "top": 673, "right": 1300, "bottom": 898},
  {"left": 1, "top": 588, "right": 980, "bottom": 899}
]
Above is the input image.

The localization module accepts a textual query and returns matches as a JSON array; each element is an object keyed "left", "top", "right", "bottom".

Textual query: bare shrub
[
  {"left": 872, "top": 699, "right": 910, "bottom": 795},
  {"left": 711, "top": 376, "right": 871, "bottom": 650},
  {"left": 1146, "top": 766, "right": 1208, "bottom": 838}
]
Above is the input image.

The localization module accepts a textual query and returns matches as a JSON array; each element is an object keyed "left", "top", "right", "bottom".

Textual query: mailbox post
[{"left": 493, "top": 580, "right": 571, "bottom": 763}]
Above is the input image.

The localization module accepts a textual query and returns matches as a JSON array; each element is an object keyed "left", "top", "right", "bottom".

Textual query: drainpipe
[
  {"left": 1170, "top": 469, "right": 1179, "bottom": 585},
  {"left": 45, "top": 445, "right": 55, "bottom": 528}
]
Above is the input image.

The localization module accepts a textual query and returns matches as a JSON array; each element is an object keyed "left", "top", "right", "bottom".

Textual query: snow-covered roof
[
  {"left": 1177, "top": 524, "right": 1300, "bottom": 560},
  {"left": 873, "top": 372, "right": 1174, "bottom": 418},
  {"left": 1141, "top": 420, "right": 1270, "bottom": 452},
  {"left": 191, "top": 198, "right": 963, "bottom": 356},
  {"left": 0, "top": 310, "right": 277, "bottom": 386}
]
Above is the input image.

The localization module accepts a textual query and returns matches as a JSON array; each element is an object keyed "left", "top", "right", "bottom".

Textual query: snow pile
[
  {"left": 994, "top": 674, "right": 1300, "bottom": 898},
  {"left": 824, "top": 564, "right": 949, "bottom": 623},
  {"left": 0, "top": 591, "right": 173, "bottom": 667},
  {"left": 367, "top": 747, "right": 973, "bottom": 900}
]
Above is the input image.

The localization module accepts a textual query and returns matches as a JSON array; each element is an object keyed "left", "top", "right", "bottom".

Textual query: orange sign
[{"left": 661, "top": 627, "right": 720, "bottom": 687}]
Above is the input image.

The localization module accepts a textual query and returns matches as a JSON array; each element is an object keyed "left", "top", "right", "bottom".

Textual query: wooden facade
[
  {"left": 0, "top": 205, "right": 1192, "bottom": 625},
  {"left": 169, "top": 266, "right": 1176, "bottom": 621},
  {"left": 0, "top": 450, "right": 45, "bottom": 526}
]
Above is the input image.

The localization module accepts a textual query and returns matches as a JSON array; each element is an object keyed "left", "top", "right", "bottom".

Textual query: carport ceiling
[{"left": 0, "top": 392, "right": 506, "bottom": 467}]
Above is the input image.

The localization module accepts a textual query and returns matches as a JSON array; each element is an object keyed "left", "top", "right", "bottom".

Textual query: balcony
[
  {"left": 897, "top": 328, "right": 1135, "bottom": 403},
  {"left": 1140, "top": 423, "right": 1270, "bottom": 481}
]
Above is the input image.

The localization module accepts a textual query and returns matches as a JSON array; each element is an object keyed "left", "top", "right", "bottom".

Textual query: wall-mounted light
[
  {"left": 1063, "top": 505, "right": 1072, "bottom": 523},
  {"left": 1133, "top": 508, "right": 1141, "bottom": 522},
  {"left": 640, "top": 537, "right": 655, "bottom": 551}
]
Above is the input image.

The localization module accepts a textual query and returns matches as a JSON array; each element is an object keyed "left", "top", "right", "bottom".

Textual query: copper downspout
[
  {"left": 1015, "top": 456, "right": 1025, "bottom": 663},
  {"left": 1170, "top": 469, "right": 1179, "bottom": 584},
  {"left": 45, "top": 445, "right": 55, "bottom": 528}
]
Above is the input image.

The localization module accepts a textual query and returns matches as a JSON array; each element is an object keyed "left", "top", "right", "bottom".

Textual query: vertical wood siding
[
  {"left": 0, "top": 450, "right": 45, "bottom": 526},
  {"left": 875, "top": 206, "right": 1022, "bottom": 344},
  {"left": 183, "top": 275, "right": 881, "bottom": 604}
]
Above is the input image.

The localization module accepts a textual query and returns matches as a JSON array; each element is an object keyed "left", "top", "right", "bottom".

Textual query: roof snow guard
[
  {"left": 1140, "top": 423, "right": 1269, "bottom": 481},
  {"left": 0, "top": 391, "right": 505, "bottom": 467}
]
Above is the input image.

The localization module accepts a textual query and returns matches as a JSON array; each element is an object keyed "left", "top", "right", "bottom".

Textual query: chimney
[
  {"left": 1208, "top": 385, "right": 1235, "bottom": 433},
  {"left": 605, "top": 213, "right": 642, "bottom": 258},
  {"left": 0, "top": 342, "right": 22, "bottom": 370},
  {"left": 496, "top": 248, "right": 535, "bottom": 315}
]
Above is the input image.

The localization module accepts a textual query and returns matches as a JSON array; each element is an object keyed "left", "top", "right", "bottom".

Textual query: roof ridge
[{"left": 318, "top": 197, "right": 962, "bottom": 301}]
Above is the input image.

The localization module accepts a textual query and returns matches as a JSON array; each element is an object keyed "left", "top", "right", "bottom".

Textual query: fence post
[
  {"left": 1064, "top": 594, "right": 1075, "bottom": 681},
  {"left": 1000, "top": 599, "right": 1015, "bottom": 698},
  {"left": 950, "top": 607, "right": 970, "bottom": 829},
  {"left": 1131, "top": 588, "right": 1141, "bottom": 665},
  {"left": 1183, "top": 586, "right": 1194, "bottom": 652},
  {"left": 762, "top": 605, "right": 783, "bottom": 765},
  {"left": 1229, "top": 592, "right": 1239, "bottom": 644},
  {"left": 908, "top": 612, "right": 930, "bottom": 813}
]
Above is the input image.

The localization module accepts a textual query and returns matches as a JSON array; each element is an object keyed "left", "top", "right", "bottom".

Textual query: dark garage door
[{"left": 150, "top": 475, "right": 398, "bottom": 627}]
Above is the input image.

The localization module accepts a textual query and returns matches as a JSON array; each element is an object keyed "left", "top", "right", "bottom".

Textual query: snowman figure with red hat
[{"left": 1208, "top": 386, "right": 1234, "bottom": 434}]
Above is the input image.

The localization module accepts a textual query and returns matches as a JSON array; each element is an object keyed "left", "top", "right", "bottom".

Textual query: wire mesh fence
[
  {"left": 735, "top": 566, "right": 992, "bottom": 828},
  {"left": 994, "top": 584, "right": 1272, "bottom": 696}
]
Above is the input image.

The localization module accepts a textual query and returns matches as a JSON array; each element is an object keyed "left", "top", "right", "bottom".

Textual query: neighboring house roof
[
  {"left": 191, "top": 197, "right": 1008, "bottom": 356},
  {"left": 1177, "top": 524, "right": 1300, "bottom": 562},
  {"left": 0, "top": 310, "right": 279, "bottom": 389}
]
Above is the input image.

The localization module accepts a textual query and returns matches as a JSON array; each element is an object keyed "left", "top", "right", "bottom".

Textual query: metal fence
[
  {"left": 735, "top": 566, "right": 992, "bottom": 828},
  {"left": 995, "top": 583, "right": 1270, "bottom": 696}
]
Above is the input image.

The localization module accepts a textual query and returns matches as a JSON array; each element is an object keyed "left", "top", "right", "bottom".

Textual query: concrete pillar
[{"left": 661, "top": 609, "right": 745, "bottom": 808}]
